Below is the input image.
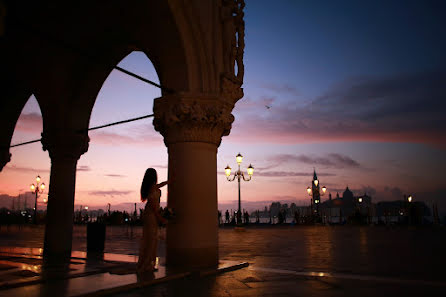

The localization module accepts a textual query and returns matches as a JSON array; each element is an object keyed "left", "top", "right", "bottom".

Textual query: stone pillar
[
  {"left": 0, "top": 149, "right": 11, "bottom": 172},
  {"left": 153, "top": 93, "right": 234, "bottom": 268},
  {"left": 41, "top": 131, "right": 89, "bottom": 266}
]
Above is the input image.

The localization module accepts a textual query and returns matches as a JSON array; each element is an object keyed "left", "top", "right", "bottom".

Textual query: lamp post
[
  {"left": 306, "top": 171, "right": 326, "bottom": 221},
  {"left": 225, "top": 153, "right": 254, "bottom": 225},
  {"left": 30, "top": 175, "right": 45, "bottom": 224}
]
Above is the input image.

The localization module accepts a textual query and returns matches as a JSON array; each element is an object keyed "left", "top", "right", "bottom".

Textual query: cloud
[
  {"left": 382, "top": 186, "right": 404, "bottom": 200},
  {"left": 254, "top": 171, "right": 336, "bottom": 177},
  {"left": 152, "top": 164, "right": 168, "bottom": 169},
  {"left": 217, "top": 169, "right": 335, "bottom": 178},
  {"left": 3, "top": 165, "right": 49, "bottom": 173},
  {"left": 259, "top": 82, "right": 300, "bottom": 97},
  {"left": 268, "top": 153, "right": 360, "bottom": 169},
  {"left": 227, "top": 70, "right": 446, "bottom": 149},
  {"left": 89, "top": 129, "right": 163, "bottom": 146},
  {"left": 14, "top": 113, "right": 42, "bottom": 133},
  {"left": 88, "top": 190, "right": 133, "bottom": 197},
  {"left": 77, "top": 165, "right": 91, "bottom": 172},
  {"left": 104, "top": 174, "right": 127, "bottom": 178}
]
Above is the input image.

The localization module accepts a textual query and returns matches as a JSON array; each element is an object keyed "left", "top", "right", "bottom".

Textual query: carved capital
[
  {"left": 0, "top": 148, "right": 11, "bottom": 172},
  {"left": 221, "top": 75, "right": 244, "bottom": 104},
  {"left": 153, "top": 94, "right": 235, "bottom": 146},
  {"left": 41, "top": 131, "right": 89, "bottom": 161}
]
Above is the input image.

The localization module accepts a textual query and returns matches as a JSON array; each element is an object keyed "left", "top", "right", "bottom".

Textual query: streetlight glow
[
  {"left": 314, "top": 179, "right": 319, "bottom": 187},
  {"left": 408, "top": 195, "right": 412, "bottom": 202},
  {"left": 30, "top": 184, "right": 35, "bottom": 191},
  {"left": 322, "top": 186, "right": 327, "bottom": 194},
  {"left": 40, "top": 183, "right": 45, "bottom": 190},
  {"left": 225, "top": 165, "right": 232, "bottom": 177},
  {"left": 36, "top": 176, "right": 41, "bottom": 183},
  {"left": 247, "top": 164, "right": 254, "bottom": 176},
  {"left": 307, "top": 187, "right": 312, "bottom": 195},
  {"left": 236, "top": 153, "right": 243, "bottom": 165},
  {"left": 358, "top": 197, "right": 363, "bottom": 203}
]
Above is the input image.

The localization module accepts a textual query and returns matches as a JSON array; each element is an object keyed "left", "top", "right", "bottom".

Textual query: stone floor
[{"left": 0, "top": 225, "right": 445, "bottom": 296}]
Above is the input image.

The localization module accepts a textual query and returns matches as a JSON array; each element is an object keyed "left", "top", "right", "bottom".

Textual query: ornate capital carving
[
  {"left": 41, "top": 131, "right": 89, "bottom": 161},
  {"left": 153, "top": 94, "right": 235, "bottom": 146},
  {"left": 221, "top": 0, "right": 245, "bottom": 104},
  {"left": 0, "top": 149, "right": 11, "bottom": 172}
]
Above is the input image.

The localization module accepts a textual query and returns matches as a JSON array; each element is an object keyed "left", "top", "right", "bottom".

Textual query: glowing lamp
[
  {"left": 358, "top": 197, "right": 363, "bottom": 203},
  {"left": 307, "top": 187, "right": 312, "bottom": 195},
  {"left": 36, "top": 176, "right": 41, "bottom": 183},
  {"left": 236, "top": 153, "right": 243, "bottom": 165},
  {"left": 322, "top": 186, "right": 327, "bottom": 194},
  {"left": 314, "top": 179, "right": 319, "bottom": 187},
  {"left": 225, "top": 165, "right": 232, "bottom": 177},
  {"left": 315, "top": 199, "right": 319, "bottom": 204},
  {"left": 40, "top": 183, "right": 45, "bottom": 190},
  {"left": 85, "top": 206, "right": 89, "bottom": 210},
  {"left": 247, "top": 164, "right": 254, "bottom": 176},
  {"left": 408, "top": 195, "right": 412, "bottom": 202},
  {"left": 30, "top": 184, "right": 36, "bottom": 191}
]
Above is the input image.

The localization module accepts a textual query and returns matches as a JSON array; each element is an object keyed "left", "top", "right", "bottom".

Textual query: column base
[{"left": 167, "top": 246, "right": 218, "bottom": 269}]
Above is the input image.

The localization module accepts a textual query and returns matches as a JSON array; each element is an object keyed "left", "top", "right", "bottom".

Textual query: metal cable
[{"left": 8, "top": 114, "right": 154, "bottom": 149}]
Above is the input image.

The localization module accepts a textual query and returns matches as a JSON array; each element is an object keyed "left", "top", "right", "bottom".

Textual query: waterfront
[{"left": 1, "top": 224, "right": 445, "bottom": 282}]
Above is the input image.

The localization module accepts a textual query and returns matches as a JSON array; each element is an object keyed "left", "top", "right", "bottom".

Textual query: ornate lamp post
[
  {"left": 30, "top": 175, "right": 45, "bottom": 224},
  {"left": 306, "top": 170, "right": 326, "bottom": 220},
  {"left": 225, "top": 153, "right": 254, "bottom": 225}
]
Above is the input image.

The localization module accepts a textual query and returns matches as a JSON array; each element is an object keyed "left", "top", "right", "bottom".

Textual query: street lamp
[
  {"left": 30, "top": 175, "right": 45, "bottom": 224},
  {"left": 407, "top": 195, "right": 413, "bottom": 203},
  {"left": 225, "top": 153, "right": 254, "bottom": 225}
]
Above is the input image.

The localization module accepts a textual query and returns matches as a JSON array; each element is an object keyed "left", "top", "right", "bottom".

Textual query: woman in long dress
[{"left": 137, "top": 168, "right": 168, "bottom": 273}]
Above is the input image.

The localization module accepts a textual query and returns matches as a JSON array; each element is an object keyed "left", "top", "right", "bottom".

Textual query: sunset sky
[{"left": 1, "top": 0, "right": 445, "bottom": 213}]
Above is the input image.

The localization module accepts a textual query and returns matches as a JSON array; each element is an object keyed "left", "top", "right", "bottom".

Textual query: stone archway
[{"left": 0, "top": 0, "right": 245, "bottom": 269}]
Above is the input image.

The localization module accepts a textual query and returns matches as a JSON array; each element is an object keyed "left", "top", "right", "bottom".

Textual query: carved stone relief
[
  {"left": 41, "top": 131, "right": 90, "bottom": 161},
  {"left": 221, "top": 0, "right": 245, "bottom": 103},
  {"left": 153, "top": 94, "right": 235, "bottom": 146}
]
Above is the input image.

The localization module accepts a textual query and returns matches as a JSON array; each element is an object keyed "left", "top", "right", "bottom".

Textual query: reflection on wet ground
[{"left": 0, "top": 225, "right": 445, "bottom": 296}]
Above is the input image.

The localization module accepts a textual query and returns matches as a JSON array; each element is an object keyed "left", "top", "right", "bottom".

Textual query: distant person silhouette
[
  {"left": 137, "top": 168, "right": 169, "bottom": 273},
  {"left": 225, "top": 210, "right": 230, "bottom": 224}
]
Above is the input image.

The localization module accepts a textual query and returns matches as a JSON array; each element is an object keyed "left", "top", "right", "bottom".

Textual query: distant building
[{"left": 320, "top": 186, "right": 373, "bottom": 224}]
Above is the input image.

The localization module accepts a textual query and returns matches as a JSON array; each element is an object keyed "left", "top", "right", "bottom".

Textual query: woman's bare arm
[{"left": 156, "top": 181, "right": 169, "bottom": 189}]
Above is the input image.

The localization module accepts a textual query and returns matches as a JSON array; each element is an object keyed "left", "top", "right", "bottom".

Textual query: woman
[{"left": 137, "top": 168, "right": 168, "bottom": 273}]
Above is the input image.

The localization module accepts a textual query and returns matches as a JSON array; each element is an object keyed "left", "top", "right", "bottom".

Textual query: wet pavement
[{"left": 0, "top": 225, "right": 445, "bottom": 296}]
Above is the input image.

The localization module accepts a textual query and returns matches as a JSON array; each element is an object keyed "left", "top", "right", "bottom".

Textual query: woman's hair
[{"left": 141, "top": 168, "right": 157, "bottom": 202}]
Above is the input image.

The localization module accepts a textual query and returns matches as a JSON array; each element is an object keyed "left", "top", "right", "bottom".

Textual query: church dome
[{"left": 342, "top": 186, "right": 354, "bottom": 200}]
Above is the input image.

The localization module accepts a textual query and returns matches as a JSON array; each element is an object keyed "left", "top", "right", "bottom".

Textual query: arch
[
  {"left": 77, "top": 51, "right": 166, "bottom": 210},
  {"left": 0, "top": 82, "right": 47, "bottom": 171},
  {"left": 0, "top": 94, "right": 50, "bottom": 199}
]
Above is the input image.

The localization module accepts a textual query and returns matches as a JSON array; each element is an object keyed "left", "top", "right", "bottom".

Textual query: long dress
[{"left": 137, "top": 188, "right": 161, "bottom": 272}]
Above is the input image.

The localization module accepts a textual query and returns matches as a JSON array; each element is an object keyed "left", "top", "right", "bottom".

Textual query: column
[
  {"left": 0, "top": 149, "right": 11, "bottom": 172},
  {"left": 41, "top": 131, "right": 89, "bottom": 266},
  {"left": 153, "top": 93, "right": 234, "bottom": 268}
]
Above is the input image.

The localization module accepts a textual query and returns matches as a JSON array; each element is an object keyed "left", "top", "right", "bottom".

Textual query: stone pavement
[
  {"left": 0, "top": 246, "right": 445, "bottom": 297},
  {"left": 1, "top": 226, "right": 446, "bottom": 296}
]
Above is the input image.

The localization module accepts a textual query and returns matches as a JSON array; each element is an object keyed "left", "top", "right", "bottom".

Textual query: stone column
[
  {"left": 0, "top": 149, "right": 11, "bottom": 172},
  {"left": 153, "top": 93, "right": 234, "bottom": 268},
  {"left": 41, "top": 131, "right": 89, "bottom": 266}
]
